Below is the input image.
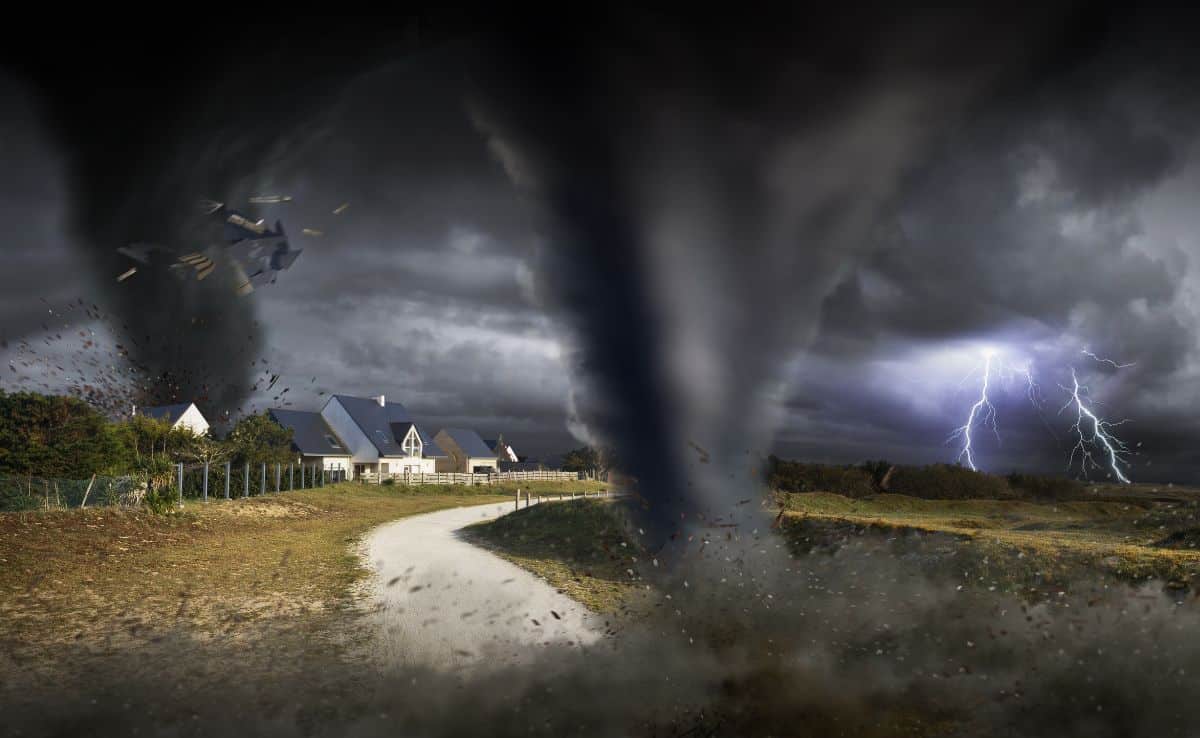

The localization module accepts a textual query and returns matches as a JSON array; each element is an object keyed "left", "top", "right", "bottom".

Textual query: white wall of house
[
  {"left": 175, "top": 404, "right": 210, "bottom": 436},
  {"left": 467, "top": 457, "right": 499, "bottom": 473},
  {"left": 297, "top": 455, "right": 351, "bottom": 476},
  {"left": 321, "top": 398, "right": 378, "bottom": 467},
  {"left": 386, "top": 456, "right": 437, "bottom": 474}
]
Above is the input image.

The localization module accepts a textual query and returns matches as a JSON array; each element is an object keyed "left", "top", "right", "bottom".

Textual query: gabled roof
[
  {"left": 138, "top": 402, "right": 194, "bottom": 426},
  {"left": 439, "top": 428, "right": 496, "bottom": 458},
  {"left": 332, "top": 394, "right": 425, "bottom": 457},
  {"left": 268, "top": 409, "right": 350, "bottom": 457},
  {"left": 416, "top": 425, "right": 447, "bottom": 458},
  {"left": 484, "top": 437, "right": 519, "bottom": 462}
]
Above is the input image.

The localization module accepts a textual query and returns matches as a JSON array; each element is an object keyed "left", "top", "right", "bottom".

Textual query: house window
[
  {"left": 402, "top": 428, "right": 422, "bottom": 457},
  {"left": 325, "top": 434, "right": 342, "bottom": 450}
]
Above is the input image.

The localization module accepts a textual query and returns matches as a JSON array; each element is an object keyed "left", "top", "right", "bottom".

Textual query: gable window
[{"left": 402, "top": 427, "right": 422, "bottom": 457}]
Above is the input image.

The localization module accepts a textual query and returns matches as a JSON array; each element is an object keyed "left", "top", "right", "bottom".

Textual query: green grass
[{"left": 461, "top": 498, "right": 642, "bottom": 614}]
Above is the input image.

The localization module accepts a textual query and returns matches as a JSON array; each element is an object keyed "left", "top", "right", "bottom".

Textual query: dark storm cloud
[
  {"left": 0, "top": 75, "right": 90, "bottom": 336},
  {"left": 795, "top": 50, "right": 1200, "bottom": 479},
  {"left": 464, "top": 5, "right": 1087, "bottom": 537}
]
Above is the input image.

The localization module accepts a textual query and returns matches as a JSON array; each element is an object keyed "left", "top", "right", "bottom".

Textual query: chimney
[{"left": 375, "top": 394, "right": 386, "bottom": 407}]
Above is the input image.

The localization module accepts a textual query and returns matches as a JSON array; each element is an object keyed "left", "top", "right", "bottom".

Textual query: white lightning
[
  {"left": 948, "top": 352, "right": 999, "bottom": 471},
  {"left": 1060, "top": 367, "right": 1132, "bottom": 484},
  {"left": 1081, "top": 349, "right": 1136, "bottom": 370}
]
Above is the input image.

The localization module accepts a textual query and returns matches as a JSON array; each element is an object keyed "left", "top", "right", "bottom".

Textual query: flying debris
[
  {"left": 116, "top": 266, "right": 138, "bottom": 282},
  {"left": 332, "top": 202, "right": 350, "bottom": 215},
  {"left": 248, "top": 195, "right": 293, "bottom": 204},
  {"left": 116, "top": 201, "right": 303, "bottom": 296},
  {"left": 301, "top": 228, "right": 324, "bottom": 237}
]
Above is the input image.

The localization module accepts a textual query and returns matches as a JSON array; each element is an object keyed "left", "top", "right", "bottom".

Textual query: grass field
[
  {"left": 463, "top": 488, "right": 1200, "bottom": 619},
  {"left": 0, "top": 479, "right": 605, "bottom": 697},
  {"left": 778, "top": 489, "right": 1200, "bottom": 588},
  {"left": 461, "top": 498, "right": 642, "bottom": 614}
]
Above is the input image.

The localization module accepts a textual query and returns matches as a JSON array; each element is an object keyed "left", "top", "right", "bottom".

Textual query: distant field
[
  {"left": 778, "top": 490, "right": 1200, "bottom": 589},
  {"left": 0, "top": 479, "right": 605, "bottom": 698},
  {"left": 464, "top": 488, "right": 1200, "bottom": 621}
]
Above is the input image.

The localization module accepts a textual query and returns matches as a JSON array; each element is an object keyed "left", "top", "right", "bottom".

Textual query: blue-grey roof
[
  {"left": 333, "top": 395, "right": 441, "bottom": 458},
  {"left": 439, "top": 428, "right": 496, "bottom": 458},
  {"left": 417, "top": 426, "right": 447, "bottom": 458},
  {"left": 268, "top": 409, "right": 349, "bottom": 456},
  {"left": 138, "top": 403, "right": 192, "bottom": 425}
]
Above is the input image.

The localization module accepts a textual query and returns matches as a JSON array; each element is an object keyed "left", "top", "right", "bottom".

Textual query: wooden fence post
[
  {"left": 79, "top": 477, "right": 95, "bottom": 511},
  {"left": 225, "top": 461, "right": 231, "bottom": 499},
  {"left": 203, "top": 462, "right": 209, "bottom": 502},
  {"left": 243, "top": 463, "right": 249, "bottom": 498},
  {"left": 260, "top": 463, "right": 266, "bottom": 496},
  {"left": 177, "top": 463, "right": 184, "bottom": 507},
  {"left": 275, "top": 464, "right": 281, "bottom": 493},
  {"left": 289, "top": 463, "right": 294, "bottom": 492}
]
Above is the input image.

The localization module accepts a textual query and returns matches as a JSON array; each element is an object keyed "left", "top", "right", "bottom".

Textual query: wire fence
[
  {"left": 0, "top": 461, "right": 343, "bottom": 512},
  {"left": 0, "top": 475, "right": 141, "bottom": 512}
]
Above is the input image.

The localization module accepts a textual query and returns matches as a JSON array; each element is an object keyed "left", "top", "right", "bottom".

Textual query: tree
[
  {"left": 113, "top": 414, "right": 197, "bottom": 469},
  {"left": 561, "top": 445, "right": 617, "bottom": 480},
  {"left": 0, "top": 391, "right": 126, "bottom": 478},
  {"left": 226, "top": 412, "right": 295, "bottom": 466}
]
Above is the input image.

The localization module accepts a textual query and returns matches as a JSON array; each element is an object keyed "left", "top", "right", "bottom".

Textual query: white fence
[{"left": 357, "top": 470, "right": 583, "bottom": 486}]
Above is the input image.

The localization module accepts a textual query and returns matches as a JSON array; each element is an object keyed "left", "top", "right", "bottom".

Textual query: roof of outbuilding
[
  {"left": 438, "top": 428, "right": 496, "bottom": 458},
  {"left": 268, "top": 409, "right": 350, "bottom": 457},
  {"left": 138, "top": 403, "right": 194, "bottom": 426}
]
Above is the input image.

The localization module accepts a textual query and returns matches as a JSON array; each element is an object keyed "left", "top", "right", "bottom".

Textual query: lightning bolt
[
  {"left": 1081, "top": 349, "right": 1136, "bottom": 370},
  {"left": 1060, "top": 367, "right": 1132, "bottom": 484},
  {"left": 948, "top": 352, "right": 999, "bottom": 471}
]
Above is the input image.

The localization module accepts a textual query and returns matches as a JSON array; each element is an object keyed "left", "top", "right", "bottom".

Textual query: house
[
  {"left": 483, "top": 434, "right": 520, "bottom": 464},
  {"left": 320, "top": 394, "right": 445, "bottom": 478},
  {"left": 267, "top": 409, "right": 352, "bottom": 481},
  {"left": 483, "top": 434, "right": 541, "bottom": 471},
  {"left": 134, "top": 402, "right": 210, "bottom": 436},
  {"left": 434, "top": 428, "right": 499, "bottom": 473}
]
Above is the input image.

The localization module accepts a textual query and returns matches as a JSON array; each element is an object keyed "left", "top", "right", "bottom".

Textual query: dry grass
[
  {"left": 0, "top": 480, "right": 604, "bottom": 694},
  {"left": 777, "top": 491, "right": 1200, "bottom": 587}
]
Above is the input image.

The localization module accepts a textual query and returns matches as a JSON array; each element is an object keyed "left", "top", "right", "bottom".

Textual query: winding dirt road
[{"left": 362, "top": 500, "right": 603, "bottom": 672}]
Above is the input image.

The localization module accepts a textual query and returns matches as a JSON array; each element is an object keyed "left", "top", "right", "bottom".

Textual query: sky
[{"left": 2, "top": 8, "right": 1199, "bottom": 483}]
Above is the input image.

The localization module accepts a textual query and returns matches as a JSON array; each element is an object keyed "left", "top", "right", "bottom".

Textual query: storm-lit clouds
[
  {"left": 789, "top": 63, "right": 1200, "bottom": 480},
  {"left": 4, "top": 13, "right": 1200, "bottom": 478}
]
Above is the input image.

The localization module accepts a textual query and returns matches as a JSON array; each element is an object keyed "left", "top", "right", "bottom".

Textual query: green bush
[
  {"left": 885, "top": 464, "right": 1014, "bottom": 500},
  {"left": 381, "top": 477, "right": 395, "bottom": 486}
]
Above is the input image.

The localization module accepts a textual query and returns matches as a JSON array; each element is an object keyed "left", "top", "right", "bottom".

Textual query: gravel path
[{"left": 362, "top": 500, "right": 603, "bottom": 672}]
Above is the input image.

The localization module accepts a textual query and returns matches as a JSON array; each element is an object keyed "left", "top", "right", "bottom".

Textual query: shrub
[
  {"left": 885, "top": 464, "right": 1013, "bottom": 500},
  {"left": 381, "top": 477, "right": 396, "bottom": 486},
  {"left": 1005, "top": 473, "right": 1085, "bottom": 501},
  {"left": 766, "top": 456, "right": 876, "bottom": 498}
]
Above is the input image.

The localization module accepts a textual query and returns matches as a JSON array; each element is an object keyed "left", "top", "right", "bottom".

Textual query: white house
[
  {"left": 434, "top": 428, "right": 499, "bottom": 473},
  {"left": 135, "top": 402, "right": 210, "bottom": 436},
  {"left": 319, "top": 394, "right": 445, "bottom": 478},
  {"left": 267, "top": 409, "right": 352, "bottom": 481}
]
